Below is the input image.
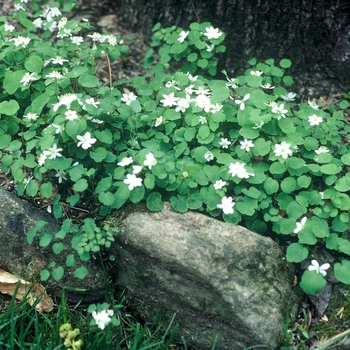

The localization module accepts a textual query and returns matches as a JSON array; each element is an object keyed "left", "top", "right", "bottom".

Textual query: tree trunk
[{"left": 115, "top": 0, "right": 350, "bottom": 97}]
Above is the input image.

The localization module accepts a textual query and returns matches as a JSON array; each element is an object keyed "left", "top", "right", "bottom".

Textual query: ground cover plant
[{"left": 0, "top": 0, "right": 350, "bottom": 348}]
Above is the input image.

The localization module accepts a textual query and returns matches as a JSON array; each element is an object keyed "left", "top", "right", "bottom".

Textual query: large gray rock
[
  {"left": 105, "top": 203, "right": 302, "bottom": 349},
  {"left": 0, "top": 186, "right": 105, "bottom": 304}
]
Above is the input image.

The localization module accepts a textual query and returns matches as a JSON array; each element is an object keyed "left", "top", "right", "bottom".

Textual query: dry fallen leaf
[{"left": 0, "top": 269, "right": 54, "bottom": 312}]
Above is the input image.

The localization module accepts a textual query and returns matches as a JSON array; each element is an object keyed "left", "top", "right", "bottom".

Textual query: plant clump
[{"left": 0, "top": 0, "right": 349, "bottom": 297}]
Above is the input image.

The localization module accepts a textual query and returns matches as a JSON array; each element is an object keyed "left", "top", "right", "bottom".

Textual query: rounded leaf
[
  {"left": 286, "top": 243, "right": 308, "bottom": 263},
  {"left": 147, "top": 192, "right": 163, "bottom": 211},
  {"left": 334, "top": 260, "right": 350, "bottom": 284},
  {"left": 300, "top": 270, "right": 327, "bottom": 295}
]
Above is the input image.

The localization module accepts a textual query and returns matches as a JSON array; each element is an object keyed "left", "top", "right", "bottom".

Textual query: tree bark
[{"left": 115, "top": 0, "right": 350, "bottom": 97}]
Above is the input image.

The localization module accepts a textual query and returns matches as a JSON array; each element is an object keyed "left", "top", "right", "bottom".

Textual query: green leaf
[
  {"left": 264, "top": 177, "right": 279, "bottom": 194},
  {"left": 0, "top": 134, "right": 11, "bottom": 149},
  {"left": 338, "top": 238, "right": 350, "bottom": 256},
  {"left": 99, "top": 191, "right": 115, "bottom": 206},
  {"left": 147, "top": 192, "right": 163, "bottom": 211},
  {"left": 40, "top": 183, "right": 53, "bottom": 198},
  {"left": 279, "top": 58, "right": 292, "bottom": 68},
  {"left": 130, "top": 185, "right": 145, "bottom": 203},
  {"left": 95, "top": 177, "right": 112, "bottom": 193},
  {"left": 310, "top": 217, "right": 329, "bottom": 238},
  {"left": 52, "top": 266, "right": 64, "bottom": 281},
  {"left": 286, "top": 243, "right": 308, "bottom": 263},
  {"left": 320, "top": 163, "right": 341, "bottom": 175},
  {"left": 270, "top": 162, "right": 286, "bottom": 174},
  {"left": 75, "top": 266, "right": 88, "bottom": 279},
  {"left": 341, "top": 153, "right": 350, "bottom": 166},
  {"left": 334, "top": 260, "right": 350, "bottom": 284},
  {"left": 40, "top": 270, "right": 50, "bottom": 281},
  {"left": 286, "top": 157, "right": 305, "bottom": 169},
  {"left": 300, "top": 270, "right": 327, "bottom": 295},
  {"left": 26, "top": 180, "right": 38, "bottom": 197},
  {"left": 335, "top": 175, "right": 350, "bottom": 192},
  {"left": 280, "top": 177, "right": 297, "bottom": 193},
  {"left": 66, "top": 254, "right": 75, "bottom": 267},
  {"left": 39, "top": 231, "right": 52, "bottom": 247},
  {"left": 4, "top": 70, "right": 25, "bottom": 94},
  {"left": 73, "top": 178, "right": 88, "bottom": 192},
  {"left": 186, "top": 193, "right": 204, "bottom": 210},
  {"left": 0, "top": 100, "right": 20, "bottom": 115},
  {"left": 78, "top": 74, "right": 100, "bottom": 87},
  {"left": 52, "top": 242, "right": 64, "bottom": 255},
  {"left": 90, "top": 147, "right": 107, "bottom": 162},
  {"left": 280, "top": 218, "right": 297, "bottom": 234},
  {"left": 170, "top": 195, "right": 188, "bottom": 213},
  {"left": 24, "top": 55, "right": 43, "bottom": 73},
  {"left": 297, "top": 175, "right": 311, "bottom": 188},
  {"left": 95, "top": 129, "right": 113, "bottom": 144},
  {"left": 298, "top": 229, "right": 317, "bottom": 245}
]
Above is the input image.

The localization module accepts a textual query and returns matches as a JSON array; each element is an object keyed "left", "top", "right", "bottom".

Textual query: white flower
[
  {"left": 281, "top": 92, "right": 297, "bottom": 102},
  {"left": 199, "top": 116, "right": 207, "bottom": 124},
  {"left": 319, "top": 191, "right": 324, "bottom": 199},
  {"left": 165, "top": 80, "right": 180, "bottom": 90},
  {"left": 274, "top": 141, "right": 293, "bottom": 159},
  {"left": 48, "top": 7, "right": 61, "bottom": 19},
  {"left": 186, "top": 72, "right": 198, "bottom": 81},
  {"left": 210, "top": 103, "right": 223, "bottom": 113},
  {"left": 240, "top": 139, "right": 254, "bottom": 152},
  {"left": 250, "top": 70, "right": 263, "bottom": 76},
  {"left": 308, "top": 260, "right": 330, "bottom": 277},
  {"left": 123, "top": 173, "right": 142, "bottom": 191},
  {"left": 155, "top": 116, "right": 163, "bottom": 127},
  {"left": 315, "top": 146, "right": 329, "bottom": 155},
  {"left": 92, "top": 309, "right": 114, "bottom": 330},
  {"left": 117, "top": 157, "right": 133, "bottom": 167},
  {"left": 77, "top": 132, "right": 97, "bottom": 149},
  {"left": 105, "top": 34, "right": 117, "bottom": 46},
  {"left": 219, "top": 138, "right": 231, "bottom": 149},
  {"left": 204, "top": 26, "right": 222, "bottom": 40},
  {"left": 160, "top": 92, "right": 179, "bottom": 107},
  {"left": 53, "top": 93, "right": 78, "bottom": 112},
  {"left": 4, "top": 23, "right": 15, "bottom": 32},
  {"left": 293, "top": 216, "right": 307, "bottom": 234},
  {"left": 51, "top": 56, "right": 69, "bottom": 65},
  {"left": 214, "top": 179, "right": 227, "bottom": 190},
  {"left": 33, "top": 18, "right": 43, "bottom": 29},
  {"left": 217, "top": 196, "right": 235, "bottom": 215},
  {"left": 206, "top": 44, "right": 215, "bottom": 52},
  {"left": 228, "top": 162, "right": 254, "bottom": 179},
  {"left": 195, "top": 86, "right": 211, "bottom": 95},
  {"left": 132, "top": 165, "right": 143, "bottom": 174},
  {"left": 175, "top": 98, "right": 190, "bottom": 113},
  {"left": 121, "top": 92, "right": 137, "bottom": 106},
  {"left": 24, "top": 112, "right": 39, "bottom": 121},
  {"left": 57, "top": 17, "right": 67, "bottom": 29},
  {"left": 43, "top": 143, "right": 63, "bottom": 160},
  {"left": 308, "top": 99, "right": 320, "bottom": 110},
  {"left": 51, "top": 123, "right": 64, "bottom": 134},
  {"left": 88, "top": 32, "right": 103, "bottom": 42},
  {"left": 234, "top": 93, "right": 250, "bottom": 110},
  {"left": 260, "top": 83, "right": 275, "bottom": 89},
  {"left": 10, "top": 36, "right": 30, "bottom": 48},
  {"left": 269, "top": 102, "right": 288, "bottom": 119},
  {"left": 71, "top": 36, "right": 84, "bottom": 45},
  {"left": 45, "top": 71, "right": 63, "bottom": 79},
  {"left": 178, "top": 30, "right": 189, "bottom": 43},
  {"left": 226, "top": 77, "right": 238, "bottom": 89},
  {"left": 20, "top": 72, "right": 39, "bottom": 86},
  {"left": 55, "top": 170, "right": 67, "bottom": 184},
  {"left": 37, "top": 153, "right": 47, "bottom": 166},
  {"left": 308, "top": 114, "right": 323, "bottom": 126},
  {"left": 195, "top": 94, "right": 212, "bottom": 112},
  {"left": 65, "top": 110, "right": 79, "bottom": 121},
  {"left": 144, "top": 152, "right": 157, "bottom": 169},
  {"left": 85, "top": 97, "right": 100, "bottom": 108},
  {"left": 204, "top": 151, "right": 214, "bottom": 161},
  {"left": 252, "top": 121, "right": 264, "bottom": 129}
]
